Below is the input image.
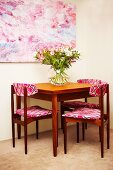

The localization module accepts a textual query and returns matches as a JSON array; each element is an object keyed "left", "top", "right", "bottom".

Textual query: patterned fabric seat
[
  {"left": 62, "top": 101, "right": 99, "bottom": 109},
  {"left": 62, "top": 107, "right": 101, "bottom": 119},
  {"left": 11, "top": 83, "right": 52, "bottom": 154},
  {"left": 62, "top": 79, "right": 110, "bottom": 158},
  {"left": 16, "top": 106, "right": 52, "bottom": 118}
]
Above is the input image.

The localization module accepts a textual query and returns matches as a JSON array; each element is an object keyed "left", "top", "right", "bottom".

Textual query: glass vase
[{"left": 50, "top": 69, "right": 69, "bottom": 86}]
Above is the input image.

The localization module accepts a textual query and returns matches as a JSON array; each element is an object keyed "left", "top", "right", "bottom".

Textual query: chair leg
[
  {"left": 24, "top": 124, "right": 27, "bottom": 154},
  {"left": 100, "top": 126, "right": 104, "bottom": 158},
  {"left": 85, "top": 123, "right": 87, "bottom": 129},
  {"left": 36, "top": 120, "right": 39, "bottom": 139},
  {"left": 17, "top": 124, "right": 21, "bottom": 139},
  {"left": 107, "top": 121, "right": 110, "bottom": 149},
  {"left": 82, "top": 123, "right": 85, "bottom": 141},
  {"left": 17, "top": 116, "right": 21, "bottom": 139},
  {"left": 64, "top": 118, "right": 67, "bottom": 154},
  {"left": 12, "top": 121, "right": 15, "bottom": 147},
  {"left": 76, "top": 122, "right": 79, "bottom": 143},
  {"left": 99, "top": 127, "right": 101, "bottom": 142}
]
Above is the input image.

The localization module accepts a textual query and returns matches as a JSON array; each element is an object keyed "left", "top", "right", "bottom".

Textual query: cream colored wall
[
  {"left": 74, "top": 0, "right": 113, "bottom": 128},
  {"left": 0, "top": 0, "right": 113, "bottom": 141}
]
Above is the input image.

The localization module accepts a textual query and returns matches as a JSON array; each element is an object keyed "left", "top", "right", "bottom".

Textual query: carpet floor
[{"left": 0, "top": 124, "right": 113, "bottom": 170}]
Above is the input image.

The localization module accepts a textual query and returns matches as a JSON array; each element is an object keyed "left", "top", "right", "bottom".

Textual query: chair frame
[
  {"left": 61, "top": 97, "right": 88, "bottom": 142},
  {"left": 63, "top": 84, "right": 110, "bottom": 158},
  {"left": 11, "top": 85, "right": 52, "bottom": 154}
]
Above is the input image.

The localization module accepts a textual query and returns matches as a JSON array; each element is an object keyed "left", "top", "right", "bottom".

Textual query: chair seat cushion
[
  {"left": 62, "top": 107, "right": 101, "bottom": 119},
  {"left": 62, "top": 101, "right": 99, "bottom": 109},
  {"left": 16, "top": 106, "right": 52, "bottom": 118}
]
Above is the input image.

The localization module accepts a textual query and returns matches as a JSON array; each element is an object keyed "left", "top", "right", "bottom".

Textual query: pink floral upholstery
[
  {"left": 62, "top": 101, "right": 99, "bottom": 109},
  {"left": 62, "top": 107, "right": 101, "bottom": 119},
  {"left": 13, "top": 83, "right": 38, "bottom": 96},
  {"left": 62, "top": 79, "right": 108, "bottom": 120},
  {"left": 77, "top": 79, "right": 108, "bottom": 97},
  {"left": 62, "top": 79, "right": 107, "bottom": 109},
  {"left": 16, "top": 106, "right": 52, "bottom": 118},
  {"left": 13, "top": 83, "right": 52, "bottom": 118}
]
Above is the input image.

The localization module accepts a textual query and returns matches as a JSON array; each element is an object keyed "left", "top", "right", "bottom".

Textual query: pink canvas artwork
[{"left": 0, "top": 0, "right": 76, "bottom": 62}]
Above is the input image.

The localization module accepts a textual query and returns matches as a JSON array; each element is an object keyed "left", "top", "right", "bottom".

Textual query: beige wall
[
  {"left": 74, "top": 0, "right": 113, "bottom": 127},
  {"left": 0, "top": 0, "right": 113, "bottom": 141}
]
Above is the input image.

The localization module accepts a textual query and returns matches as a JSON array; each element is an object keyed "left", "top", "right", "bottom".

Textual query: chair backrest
[
  {"left": 11, "top": 83, "right": 38, "bottom": 116},
  {"left": 77, "top": 79, "right": 108, "bottom": 97},
  {"left": 77, "top": 79, "right": 109, "bottom": 126},
  {"left": 13, "top": 83, "right": 38, "bottom": 96}
]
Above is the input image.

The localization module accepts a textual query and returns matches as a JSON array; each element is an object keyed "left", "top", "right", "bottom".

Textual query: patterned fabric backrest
[
  {"left": 77, "top": 79, "right": 108, "bottom": 97},
  {"left": 13, "top": 83, "right": 38, "bottom": 96}
]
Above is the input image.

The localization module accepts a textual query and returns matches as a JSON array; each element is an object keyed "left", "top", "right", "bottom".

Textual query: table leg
[{"left": 52, "top": 94, "right": 58, "bottom": 157}]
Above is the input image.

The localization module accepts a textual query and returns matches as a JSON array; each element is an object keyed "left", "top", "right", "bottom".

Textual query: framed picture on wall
[{"left": 0, "top": 0, "right": 76, "bottom": 63}]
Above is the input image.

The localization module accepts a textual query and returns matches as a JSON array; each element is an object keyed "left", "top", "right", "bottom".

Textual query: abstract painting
[{"left": 0, "top": 0, "right": 76, "bottom": 62}]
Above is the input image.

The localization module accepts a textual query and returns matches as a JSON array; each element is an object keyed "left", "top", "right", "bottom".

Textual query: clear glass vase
[{"left": 50, "top": 69, "right": 69, "bottom": 86}]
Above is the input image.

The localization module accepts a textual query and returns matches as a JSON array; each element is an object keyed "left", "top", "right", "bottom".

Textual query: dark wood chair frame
[
  {"left": 62, "top": 84, "right": 110, "bottom": 158},
  {"left": 11, "top": 85, "right": 52, "bottom": 154},
  {"left": 61, "top": 98, "right": 88, "bottom": 142}
]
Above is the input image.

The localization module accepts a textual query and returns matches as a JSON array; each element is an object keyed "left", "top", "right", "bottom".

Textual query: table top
[{"left": 35, "top": 82, "right": 91, "bottom": 94}]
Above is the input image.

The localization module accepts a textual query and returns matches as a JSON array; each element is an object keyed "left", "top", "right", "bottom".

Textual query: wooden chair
[
  {"left": 62, "top": 80, "right": 110, "bottom": 158},
  {"left": 61, "top": 79, "right": 102, "bottom": 142},
  {"left": 11, "top": 83, "right": 52, "bottom": 154}
]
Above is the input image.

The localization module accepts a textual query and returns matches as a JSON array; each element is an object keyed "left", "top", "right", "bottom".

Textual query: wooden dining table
[{"left": 32, "top": 82, "right": 91, "bottom": 157}]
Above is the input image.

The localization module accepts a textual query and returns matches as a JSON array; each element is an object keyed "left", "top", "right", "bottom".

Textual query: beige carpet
[{"left": 0, "top": 125, "right": 113, "bottom": 170}]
